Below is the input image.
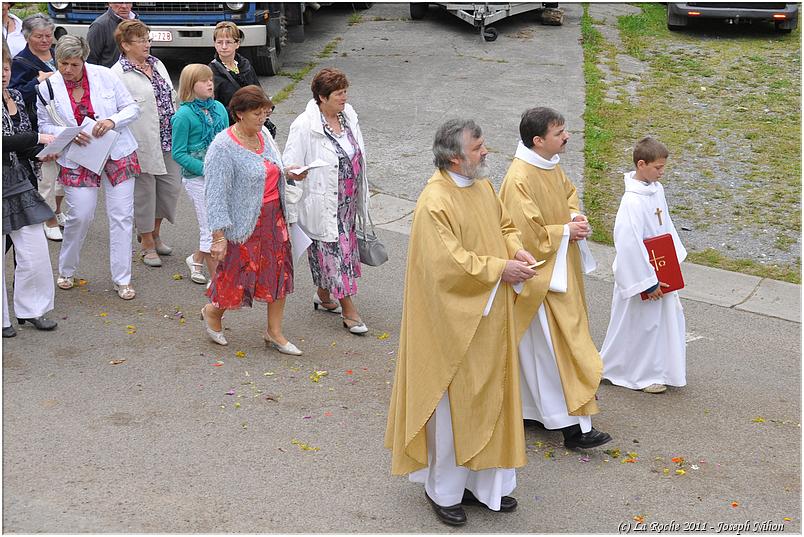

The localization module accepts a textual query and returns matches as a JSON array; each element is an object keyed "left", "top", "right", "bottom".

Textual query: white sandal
[
  {"left": 185, "top": 254, "right": 207, "bottom": 284},
  {"left": 114, "top": 283, "right": 136, "bottom": 300},
  {"left": 56, "top": 275, "right": 74, "bottom": 290}
]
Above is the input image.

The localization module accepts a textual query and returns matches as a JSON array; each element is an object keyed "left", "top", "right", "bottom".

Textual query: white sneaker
[
  {"left": 44, "top": 223, "right": 63, "bottom": 241},
  {"left": 55, "top": 212, "right": 66, "bottom": 227}
]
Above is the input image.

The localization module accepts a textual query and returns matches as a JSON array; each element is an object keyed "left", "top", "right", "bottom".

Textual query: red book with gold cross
[{"left": 640, "top": 233, "right": 685, "bottom": 300}]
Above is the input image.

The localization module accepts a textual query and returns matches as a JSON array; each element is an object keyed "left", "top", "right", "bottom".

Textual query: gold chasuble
[
  {"left": 499, "top": 158, "right": 602, "bottom": 417},
  {"left": 385, "top": 170, "right": 527, "bottom": 476}
]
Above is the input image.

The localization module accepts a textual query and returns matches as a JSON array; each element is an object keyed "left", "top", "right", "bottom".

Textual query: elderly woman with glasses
[
  {"left": 209, "top": 21, "right": 276, "bottom": 137},
  {"left": 9, "top": 13, "right": 63, "bottom": 240},
  {"left": 111, "top": 19, "right": 180, "bottom": 268},
  {"left": 36, "top": 35, "right": 141, "bottom": 300}
]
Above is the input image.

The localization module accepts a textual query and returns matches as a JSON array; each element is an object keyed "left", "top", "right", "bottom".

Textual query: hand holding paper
[{"left": 289, "top": 158, "right": 329, "bottom": 175}]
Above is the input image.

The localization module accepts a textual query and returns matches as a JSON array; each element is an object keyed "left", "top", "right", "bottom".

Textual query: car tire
[{"left": 410, "top": 3, "right": 428, "bottom": 20}]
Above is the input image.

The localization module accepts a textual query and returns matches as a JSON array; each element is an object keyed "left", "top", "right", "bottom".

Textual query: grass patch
[
  {"left": 687, "top": 249, "right": 801, "bottom": 284},
  {"left": 272, "top": 37, "right": 341, "bottom": 105},
  {"left": 348, "top": 13, "right": 363, "bottom": 25},
  {"left": 581, "top": 3, "right": 801, "bottom": 283}
]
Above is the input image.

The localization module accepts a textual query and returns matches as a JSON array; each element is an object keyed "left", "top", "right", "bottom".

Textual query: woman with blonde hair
[{"left": 171, "top": 63, "right": 228, "bottom": 285}]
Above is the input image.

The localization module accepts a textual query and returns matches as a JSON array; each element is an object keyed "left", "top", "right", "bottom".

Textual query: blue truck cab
[{"left": 47, "top": 2, "right": 307, "bottom": 75}]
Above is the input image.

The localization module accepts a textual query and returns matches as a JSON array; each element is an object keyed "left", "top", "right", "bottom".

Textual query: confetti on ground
[
  {"left": 234, "top": 402, "right": 241, "bottom": 409},
  {"left": 578, "top": 455, "right": 590, "bottom": 463},
  {"left": 671, "top": 457, "right": 684, "bottom": 464},
  {"left": 622, "top": 458, "right": 637, "bottom": 464},
  {"left": 377, "top": 332, "right": 389, "bottom": 340},
  {"left": 125, "top": 325, "right": 137, "bottom": 334},
  {"left": 309, "top": 370, "right": 328, "bottom": 383},
  {"left": 346, "top": 370, "right": 353, "bottom": 375},
  {"left": 533, "top": 441, "right": 544, "bottom": 448},
  {"left": 291, "top": 438, "right": 320, "bottom": 451},
  {"left": 225, "top": 390, "right": 235, "bottom": 396},
  {"left": 784, "top": 517, "right": 792, "bottom": 521},
  {"left": 264, "top": 371, "right": 275, "bottom": 376},
  {"left": 675, "top": 469, "right": 686, "bottom": 475},
  {"left": 663, "top": 468, "right": 670, "bottom": 475},
  {"left": 109, "top": 359, "right": 126, "bottom": 365},
  {"left": 241, "top": 422, "right": 247, "bottom": 429},
  {"left": 99, "top": 312, "right": 107, "bottom": 317},
  {"left": 303, "top": 415, "right": 312, "bottom": 419},
  {"left": 604, "top": 448, "right": 621, "bottom": 458},
  {"left": 77, "top": 279, "right": 88, "bottom": 286},
  {"left": 752, "top": 417, "right": 766, "bottom": 423},
  {"left": 172, "top": 273, "right": 183, "bottom": 280},
  {"left": 235, "top": 351, "right": 246, "bottom": 358},
  {"left": 212, "top": 361, "right": 224, "bottom": 367},
  {"left": 324, "top": 411, "right": 333, "bottom": 417},
  {"left": 691, "top": 464, "right": 699, "bottom": 470},
  {"left": 731, "top": 502, "right": 739, "bottom": 508},
  {"left": 634, "top": 516, "right": 644, "bottom": 524},
  {"left": 543, "top": 450, "right": 554, "bottom": 459}
]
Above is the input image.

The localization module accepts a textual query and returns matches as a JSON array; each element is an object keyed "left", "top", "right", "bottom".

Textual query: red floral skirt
[{"left": 207, "top": 199, "right": 293, "bottom": 309}]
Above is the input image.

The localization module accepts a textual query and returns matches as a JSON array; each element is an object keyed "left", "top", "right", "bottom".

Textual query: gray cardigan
[{"left": 204, "top": 128, "right": 287, "bottom": 244}]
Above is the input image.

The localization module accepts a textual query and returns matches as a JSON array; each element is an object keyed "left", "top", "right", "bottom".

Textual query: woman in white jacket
[
  {"left": 283, "top": 68, "right": 370, "bottom": 334},
  {"left": 36, "top": 35, "right": 141, "bottom": 300},
  {"left": 111, "top": 20, "right": 180, "bottom": 268}
]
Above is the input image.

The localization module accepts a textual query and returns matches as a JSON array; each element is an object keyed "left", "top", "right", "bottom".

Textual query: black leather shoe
[
  {"left": 462, "top": 489, "right": 518, "bottom": 512},
  {"left": 17, "top": 316, "right": 57, "bottom": 331},
  {"left": 425, "top": 492, "right": 467, "bottom": 526},
  {"left": 564, "top": 427, "right": 612, "bottom": 449},
  {"left": 2, "top": 326, "right": 16, "bottom": 338}
]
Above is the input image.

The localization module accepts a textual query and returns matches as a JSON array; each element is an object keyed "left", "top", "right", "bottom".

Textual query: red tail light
[
  {"left": 687, "top": 11, "right": 701, "bottom": 16},
  {"left": 773, "top": 14, "right": 787, "bottom": 19}
]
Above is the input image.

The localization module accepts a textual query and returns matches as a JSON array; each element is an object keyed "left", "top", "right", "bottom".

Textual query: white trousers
[
  {"left": 182, "top": 177, "right": 211, "bottom": 253},
  {"left": 38, "top": 160, "right": 64, "bottom": 211},
  {"left": 3, "top": 226, "right": 55, "bottom": 328},
  {"left": 519, "top": 304, "right": 592, "bottom": 433},
  {"left": 59, "top": 178, "right": 135, "bottom": 285},
  {"left": 409, "top": 393, "right": 516, "bottom": 510}
]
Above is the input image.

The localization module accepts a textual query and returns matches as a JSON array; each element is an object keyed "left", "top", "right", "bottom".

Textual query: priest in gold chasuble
[
  {"left": 385, "top": 119, "right": 538, "bottom": 527},
  {"left": 499, "top": 107, "right": 612, "bottom": 451}
]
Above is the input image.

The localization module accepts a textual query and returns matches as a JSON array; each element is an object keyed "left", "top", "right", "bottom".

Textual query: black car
[{"left": 667, "top": 3, "right": 799, "bottom": 33}]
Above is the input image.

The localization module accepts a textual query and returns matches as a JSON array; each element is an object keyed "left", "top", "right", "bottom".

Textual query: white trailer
[{"left": 409, "top": 3, "right": 561, "bottom": 41}]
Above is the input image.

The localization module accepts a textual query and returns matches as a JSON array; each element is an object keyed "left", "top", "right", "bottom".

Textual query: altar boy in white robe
[
  {"left": 600, "top": 136, "right": 687, "bottom": 394},
  {"left": 499, "top": 107, "right": 611, "bottom": 450}
]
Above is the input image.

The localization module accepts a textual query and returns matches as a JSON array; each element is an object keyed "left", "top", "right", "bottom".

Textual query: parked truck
[{"left": 47, "top": 2, "right": 309, "bottom": 75}]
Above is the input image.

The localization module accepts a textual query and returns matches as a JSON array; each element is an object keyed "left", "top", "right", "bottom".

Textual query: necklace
[{"left": 234, "top": 124, "right": 260, "bottom": 152}]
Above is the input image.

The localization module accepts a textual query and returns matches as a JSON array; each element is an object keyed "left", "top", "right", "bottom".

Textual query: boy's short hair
[
  {"left": 519, "top": 107, "right": 565, "bottom": 148},
  {"left": 633, "top": 136, "right": 669, "bottom": 165}
]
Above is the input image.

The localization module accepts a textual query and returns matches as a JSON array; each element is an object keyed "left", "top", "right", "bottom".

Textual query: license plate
[{"left": 149, "top": 31, "right": 173, "bottom": 42}]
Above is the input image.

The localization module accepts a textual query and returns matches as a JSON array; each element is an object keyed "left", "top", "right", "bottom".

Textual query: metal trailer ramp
[{"left": 410, "top": 3, "right": 547, "bottom": 41}]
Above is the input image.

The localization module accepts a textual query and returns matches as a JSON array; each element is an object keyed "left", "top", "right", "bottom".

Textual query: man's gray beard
[{"left": 461, "top": 161, "right": 489, "bottom": 180}]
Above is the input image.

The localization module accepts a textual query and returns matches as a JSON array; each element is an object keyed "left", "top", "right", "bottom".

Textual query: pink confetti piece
[{"left": 225, "top": 390, "right": 235, "bottom": 396}]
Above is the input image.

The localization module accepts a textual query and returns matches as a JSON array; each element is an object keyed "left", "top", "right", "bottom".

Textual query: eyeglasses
[{"left": 130, "top": 38, "right": 152, "bottom": 44}]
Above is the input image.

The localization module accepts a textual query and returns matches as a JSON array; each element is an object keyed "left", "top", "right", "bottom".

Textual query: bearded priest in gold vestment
[
  {"left": 385, "top": 119, "right": 538, "bottom": 527},
  {"left": 499, "top": 107, "right": 612, "bottom": 451}
]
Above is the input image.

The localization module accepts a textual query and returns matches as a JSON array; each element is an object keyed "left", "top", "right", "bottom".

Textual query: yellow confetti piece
[
  {"left": 604, "top": 448, "right": 621, "bottom": 458},
  {"left": 125, "top": 324, "right": 137, "bottom": 334},
  {"left": 235, "top": 351, "right": 246, "bottom": 358},
  {"left": 77, "top": 279, "right": 88, "bottom": 286},
  {"left": 377, "top": 332, "right": 390, "bottom": 340},
  {"left": 784, "top": 517, "right": 792, "bottom": 522},
  {"left": 309, "top": 370, "right": 329, "bottom": 383},
  {"left": 663, "top": 468, "right": 670, "bottom": 475},
  {"left": 241, "top": 422, "right": 248, "bottom": 429},
  {"left": 99, "top": 312, "right": 108, "bottom": 317},
  {"left": 264, "top": 371, "right": 275, "bottom": 376},
  {"left": 752, "top": 417, "right": 766, "bottom": 423},
  {"left": 675, "top": 469, "right": 686, "bottom": 475},
  {"left": 543, "top": 450, "right": 554, "bottom": 459},
  {"left": 179, "top": 318, "right": 186, "bottom": 325},
  {"left": 627, "top": 451, "right": 638, "bottom": 459},
  {"left": 291, "top": 438, "right": 320, "bottom": 451},
  {"left": 235, "top": 402, "right": 241, "bottom": 409},
  {"left": 172, "top": 273, "right": 183, "bottom": 280},
  {"left": 330, "top": 341, "right": 337, "bottom": 347},
  {"left": 533, "top": 441, "right": 544, "bottom": 448}
]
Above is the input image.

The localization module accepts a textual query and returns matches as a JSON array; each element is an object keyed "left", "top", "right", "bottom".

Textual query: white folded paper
[
  {"left": 65, "top": 117, "right": 119, "bottom": 175},
  {"left": 35, "top": 126, "right": 83, "bottom": 157},
  {"left": 289, "top": 159, "right": 329, "bottom": 174}
]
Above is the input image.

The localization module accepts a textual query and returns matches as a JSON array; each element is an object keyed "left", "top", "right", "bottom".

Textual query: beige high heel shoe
[
  {"left": 263, "top": 333, "right": 302, "bottom": 355},
  {"left": 201, "top": 304, "right": 227, "bottom": 346}
]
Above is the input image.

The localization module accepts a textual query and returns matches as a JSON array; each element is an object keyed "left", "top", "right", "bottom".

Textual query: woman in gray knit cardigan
[{"left": 201, "top": 86, "right": 305, "bottom": 354}]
